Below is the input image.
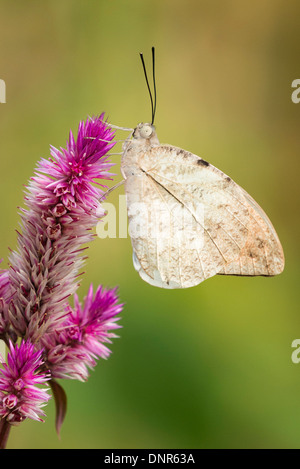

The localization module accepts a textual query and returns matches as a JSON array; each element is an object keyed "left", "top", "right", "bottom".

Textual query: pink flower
[
  {"left": 0, "top": 341, "right": 50, "bottom": 425},
  {"left": 0, "top": 114, "right": 123, "bottom": 442},
  {"left": 41, "top": 285, "right": 122, "bottom": 381},
  {"left": 5, "top": 115, "right": 116, "bottom": 343}
]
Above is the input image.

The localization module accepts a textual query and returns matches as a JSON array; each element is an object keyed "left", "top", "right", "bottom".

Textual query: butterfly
[{"left": 117, "top": 48, "right": 285, "bottom": 289}]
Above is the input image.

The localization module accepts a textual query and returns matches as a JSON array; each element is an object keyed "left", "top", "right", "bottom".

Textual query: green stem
[{"left": 0, "top": 419, "right": 11, "bottom": 449}]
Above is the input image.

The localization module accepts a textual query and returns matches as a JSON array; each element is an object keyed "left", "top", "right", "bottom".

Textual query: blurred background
[{"left": 0, "top": 0, "right": 299, "bottom": 449}]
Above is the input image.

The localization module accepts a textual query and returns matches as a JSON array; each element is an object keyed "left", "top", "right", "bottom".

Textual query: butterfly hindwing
[{"left": 125, "top": 163, "right": 208, "bottom": 288}]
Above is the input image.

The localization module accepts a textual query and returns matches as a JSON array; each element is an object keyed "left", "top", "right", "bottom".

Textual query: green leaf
[{"left": 50, "top": 379, "right": 67, "bottom": 438}]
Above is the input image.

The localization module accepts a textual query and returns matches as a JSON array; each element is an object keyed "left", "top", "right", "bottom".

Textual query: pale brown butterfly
[{"left": 114, "top": 48, "right": 284, "bottom": 289}]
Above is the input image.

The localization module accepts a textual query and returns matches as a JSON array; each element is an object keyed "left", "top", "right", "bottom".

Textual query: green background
[{"left": 0, "top": 0, "right": 299, "bottom": 449}]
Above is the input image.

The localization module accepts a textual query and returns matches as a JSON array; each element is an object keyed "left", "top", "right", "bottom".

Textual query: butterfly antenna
[
  {"left": 140, "top": 50, "right": 154, "bottom": 125},
  {"left": 152, "top": 46, "right": 157, "bottom": 125}
]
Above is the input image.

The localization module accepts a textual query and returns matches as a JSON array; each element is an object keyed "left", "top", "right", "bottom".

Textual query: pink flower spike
[
  {"left": 0, "top": 114, "right": 123, "bottom": 443},
  {"left": 41, "top": 285, "right": 123, "bottom": 381},
  {"left": 7, "top": 115, "right": 116, "bottom": 343},
  {"left": 0, "top": 341, "right": 50, "bottom": 425}
]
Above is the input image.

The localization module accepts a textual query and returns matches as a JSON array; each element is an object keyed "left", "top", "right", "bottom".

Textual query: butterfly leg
[
  {"left": 100, "top": 180, "right": 125, "bottom": 201},
  {"left": 106, "top": 123, "right": 134, "bottom": 132},
  {"left": 84, "top": 136, "right": 128, "bottom": 144}
]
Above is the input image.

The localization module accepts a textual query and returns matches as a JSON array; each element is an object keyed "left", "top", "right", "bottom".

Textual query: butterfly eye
[{"left": 140, "top": 125, "right": 153, "bottom": 139}]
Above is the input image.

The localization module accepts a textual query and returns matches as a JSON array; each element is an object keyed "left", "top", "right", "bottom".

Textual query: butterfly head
[{"left": 132, "top": 123, "right": 159, "bottom": 145}]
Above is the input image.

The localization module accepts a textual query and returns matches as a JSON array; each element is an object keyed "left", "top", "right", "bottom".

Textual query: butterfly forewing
[{"left": 217, "top": 187, "right": 284, "bottom": 277}]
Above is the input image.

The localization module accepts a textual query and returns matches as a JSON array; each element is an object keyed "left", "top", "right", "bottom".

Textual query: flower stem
[{"left": 0, "top": 419, "right": 11, "bottom": 449}]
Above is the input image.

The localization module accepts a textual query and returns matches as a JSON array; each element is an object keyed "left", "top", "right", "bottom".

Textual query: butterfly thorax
[{"left": 121, "top": 123, "right": 160, "bottom": 179}]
